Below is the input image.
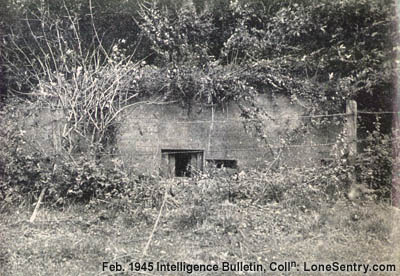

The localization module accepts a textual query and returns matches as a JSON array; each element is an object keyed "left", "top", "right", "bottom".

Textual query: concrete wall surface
[{"left": 117, "top": 95, "right": 340, "bottom": 176}]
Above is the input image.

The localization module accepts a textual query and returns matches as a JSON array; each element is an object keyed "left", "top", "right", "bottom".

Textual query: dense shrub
[
  {"left": 167, "top": 163, "right": 342, "bottom": 230},
  {"left": 0, "top": 104, "right": 139, "bottom": 208},
  {"left": 356, "top": 120, "right": 393, "bottom": 199},
  {"left": 49, "top": 156, "right": 132, "bottom": 205}
]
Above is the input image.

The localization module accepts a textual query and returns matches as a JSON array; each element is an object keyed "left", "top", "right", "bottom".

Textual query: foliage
[
  {"left": 135, "top": 0, "right": 394, "bottom": 154},
  {"left": 356, "top": 119, "right": 393, "bottom": 198},
  {"left": 0, "top": 0, "right": 395, "bottom": 204},
  {"left": 3, "top": 0, "right": 395, "bottom": 115},
  {"left": 137, "top": 0, "right": 215, "bottom": 65},
  {"left": 0, "top": 103, "right": 140, "bottom": 207},
  {"left": 225, "top": 0, "right": 394, "bottom": 111},
  {"left": 50, "top": 156, "right": 132, "bottom": 205},
  {"left": 136, "top": 0, "right": 255, "bottom": 112},
  {"left": 0, "top": 102, "right": 50, "bottom": 206},
  {"left": 0, "top": 4, "right": 397, "bottom": 274},
  {"left": 2, "top": 0, "right": 146, "bottom": 157}
]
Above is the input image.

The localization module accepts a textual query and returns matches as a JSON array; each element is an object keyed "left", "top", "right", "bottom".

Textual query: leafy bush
[
  {"left": 49, "top": 156, "right": 133, "bottom": 205},
  {"left": 167, "top": 164, "right": 342, "bottom": 231},
  {"left": 356, "top": 119, "right": 393, "bottom": 198},
  {"left": 0, "top": 104, "right": 140, "bottom": 208},
  {"left": 0, "top": 103, "right": 48, "bottom": 207}
]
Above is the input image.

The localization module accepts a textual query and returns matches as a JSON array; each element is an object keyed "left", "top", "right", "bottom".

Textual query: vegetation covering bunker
[{"left": 0, "top": 0, "right": 394, "bottom": 207}]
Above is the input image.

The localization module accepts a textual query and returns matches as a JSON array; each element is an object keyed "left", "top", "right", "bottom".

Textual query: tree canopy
[{"left": 1, "top": 0, "right": 396, "bottom": 136}]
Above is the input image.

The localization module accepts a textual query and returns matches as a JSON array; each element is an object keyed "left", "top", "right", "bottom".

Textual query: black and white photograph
[{"left": 0, "top": 0, "right": 399, "bottom": 275}]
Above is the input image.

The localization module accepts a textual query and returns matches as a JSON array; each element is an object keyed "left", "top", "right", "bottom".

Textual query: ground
[{"left": 0, "top": 186, "right": 398, "bottom": 276}]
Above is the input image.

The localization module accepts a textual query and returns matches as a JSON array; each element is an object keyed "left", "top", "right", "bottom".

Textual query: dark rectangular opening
[
  {"left": 206, "top": 159, "right": 237, "bottom": 169},
  {"left": 175, "top": 152, "right": 192, "bottom": 177},
  {"left": 161, "top": 149, "right": 204, "bottom": 177}
]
